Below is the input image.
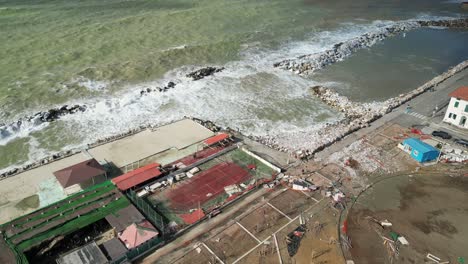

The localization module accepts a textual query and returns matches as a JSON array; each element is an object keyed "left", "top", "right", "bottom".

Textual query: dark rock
[
  {"left": 167, "top": 81, "right": 176, "bottom": 88},
  {"left": 186, "top": 67, "right": 225, "bottom": 81}
]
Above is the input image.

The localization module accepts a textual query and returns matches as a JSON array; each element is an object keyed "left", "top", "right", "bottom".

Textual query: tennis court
[{"left": 165, "top": 162, "right": 250, "bottom": 211}]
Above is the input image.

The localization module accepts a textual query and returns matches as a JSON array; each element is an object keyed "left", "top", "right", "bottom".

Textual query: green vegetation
[{"left": 230, "top": 149, "right": 275, "bottom": 179}]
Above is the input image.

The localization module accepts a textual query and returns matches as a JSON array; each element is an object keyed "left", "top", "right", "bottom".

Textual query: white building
[{"left": 443, "top": 86, "right": 468, "bottom": 129}]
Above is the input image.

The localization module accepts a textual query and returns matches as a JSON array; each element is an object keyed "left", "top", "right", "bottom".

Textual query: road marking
[
  {"left": 299, "top": 191, "right": 320, "bottom": 203},
  {"left": 405, "top": 111, "right": 428, "bottom": 120},
  {"left": 273, "top": 234, "right": 283, "bottom": 264},
  {"left": 202, "top": 242, "right": 225, "bottom": 264},
  {"left": 236, "top": 221, "right": 261, "bottom": 243},
  {"left": 232, "top": 215, "right": 300, "bottom": 264},
  {"left": 314, "top": 171, "right": 333, "bottom": 183},
  {"left": 267, "top": 202, "right": 292, "bottom": 220}
]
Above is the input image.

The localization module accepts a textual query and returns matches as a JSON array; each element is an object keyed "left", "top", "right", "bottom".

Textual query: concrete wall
[{"left": 443, "top": 97, "right": 468, "bottom": 129}]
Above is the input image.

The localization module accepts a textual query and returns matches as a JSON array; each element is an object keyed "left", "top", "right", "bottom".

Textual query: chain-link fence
[{"left": 127, "top": 190, "right": 166, "bottom": 232}]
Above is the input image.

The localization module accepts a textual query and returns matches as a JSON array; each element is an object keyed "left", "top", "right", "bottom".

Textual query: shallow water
[
  {"left": 0, "top": 0, "right": 466, "bottom": 171},
  {"left": 312, "top": 28, "right": 468, "bottom": 102}
]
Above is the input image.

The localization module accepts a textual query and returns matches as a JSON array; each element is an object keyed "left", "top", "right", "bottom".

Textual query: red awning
[
  {"left": 112, "top": 163, "right": 162, "bottom": 191},
  {"left": 204, "top": 133, "right": 229, "bottom": 146}
]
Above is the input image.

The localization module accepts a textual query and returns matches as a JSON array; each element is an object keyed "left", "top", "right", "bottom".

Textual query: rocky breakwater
[
  {"left": 418, "top": 18, "right": 468, "bottom": 28},
  {"left": 139, "top": 66, "right": 225, "bottom": 96},
  {"left": 186, "top": 66, "right": 224, "bottom": 81},
  {"left": 274, "top": 18, "right": 468, "bottom": 75},
  {"left": 257, "top": 59, "right": 468, "bottom": 159},
  {"left": 273, "top": 21, "right": 419, "bottom": 75},
  {"left": 0, "top": 104, "right": 87, "bottom": 140}
]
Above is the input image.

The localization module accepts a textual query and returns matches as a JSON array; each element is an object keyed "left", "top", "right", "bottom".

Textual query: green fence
[{"left": 127, "top": 190, "right": 166, "bottom": 233}]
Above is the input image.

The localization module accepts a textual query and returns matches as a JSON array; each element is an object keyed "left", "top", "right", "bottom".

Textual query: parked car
[
  {"left": 454, "top": 139, "right": 468, "bottom": 147},
  {"left": 431, "top": 130, "right": 452, "bottom": 139}
]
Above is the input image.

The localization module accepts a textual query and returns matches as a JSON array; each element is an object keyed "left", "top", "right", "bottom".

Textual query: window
[
  {"left": 454, "top": 101, "right": 459, "bottom": 108},
  {"left": 453, "top": 114, "right": 457, "bottom": 120},
  {"left": 449, "top": 113, "right": 453, "bottom": 118},
  {"left": 465, "top": 105, "right": 468, "bottom": 113}
]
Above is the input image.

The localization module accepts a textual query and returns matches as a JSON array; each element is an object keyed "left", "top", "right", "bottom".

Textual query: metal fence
[{"left": 127, "top": 190, "right": 166, "bottom": 232}]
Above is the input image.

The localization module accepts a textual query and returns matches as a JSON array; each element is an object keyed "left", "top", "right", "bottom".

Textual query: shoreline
[
  {"left": 1, "top": 19, "right": 467, "bottom": 179},
  {"left": 2, "top": 60, "right": 466, "bottom": 179},
  {"left": 274, "top": 18, "right": 468, "bottom": 75},
  {"left": 255, "top": 59, "right": 468, "bottom": 158}
]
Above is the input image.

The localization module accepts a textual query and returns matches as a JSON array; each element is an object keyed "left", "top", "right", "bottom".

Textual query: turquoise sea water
[{"left": 0, "top": 0, "right": 467, "bottom": 170}]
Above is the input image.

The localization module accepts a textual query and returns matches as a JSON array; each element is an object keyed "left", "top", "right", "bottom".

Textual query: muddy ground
[{"left": 348, "top": 170, "right": 468, "bottom": 263}]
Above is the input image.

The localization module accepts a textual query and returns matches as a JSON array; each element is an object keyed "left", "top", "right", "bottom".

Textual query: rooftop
[
  {"left": 56, "top": 242, "right": 108, "bottom": 264},
  {"left": 101, "top": 238, "right": 127, "bottom": 261},
  {"left": 111, "top": 163, "right": 161, "bottom": 191},
  {"left": 118, "top": 220, "right": 159, "bottom": 249},
  {"left": 53, "top": 158, "right": 106, "bottom": 188},
  {"left": 105, "top": 205, "right": 146, "bottom": 233},
  {"left": 403, "top": 138, "right": 439, "bottom": 153},
  {"left": 448, "top": 86, "right": 468, "bottom": 101}
]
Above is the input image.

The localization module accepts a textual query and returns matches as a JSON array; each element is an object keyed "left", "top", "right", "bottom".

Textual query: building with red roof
[
  {"left": 443, "top": 86, "right": 468, "bottom": 129},
  {"left": 111, "top": 163, "right": 162, "bottom": 191},
  {"left": 204, "top": 133, "right": 230, "bottom": 146},
  {"left": 118, "top": 220, "right": 159, "bottom": 249},
  {"left": 53, "top": 158, "right": 107, "bottom": 195}
]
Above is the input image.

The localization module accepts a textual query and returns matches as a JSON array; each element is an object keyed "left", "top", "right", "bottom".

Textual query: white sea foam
[
  {"left": 0, "top": 15, "right": 457, "bottom": 171},
  {"left": 74, "top": 76, "right": 111, "bottom": 91}
]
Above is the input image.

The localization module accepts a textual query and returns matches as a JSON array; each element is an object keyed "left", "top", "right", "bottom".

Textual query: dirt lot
[
  {"left": 236, "top": 236, "right": 279, "bottom": 264},
  {"left": 275, "top": 207, "right": 344, "bottom": 264},
  {"left": 347, "top": 169, "right": 468, "bottom": 264},
  {"left": 269, "top": 189, "right": 314, "bottom": 218},
  {"left": 172, "top": 244, "right": 221, "bottom": 264},
  {"left": 205, "top": 223, "right": 259, "bottom": 263},
  {"left": 238, "top": 204, "right": 289, "bottom": 241}
]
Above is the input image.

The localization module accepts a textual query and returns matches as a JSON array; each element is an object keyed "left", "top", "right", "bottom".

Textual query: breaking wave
[{"left": 0, "top": 14, "right": 461, "bottom": 172}]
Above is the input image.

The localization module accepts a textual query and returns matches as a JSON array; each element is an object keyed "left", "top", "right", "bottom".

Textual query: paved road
[{"left": 316, "top": 67, "right": 468, "bottom": 160}]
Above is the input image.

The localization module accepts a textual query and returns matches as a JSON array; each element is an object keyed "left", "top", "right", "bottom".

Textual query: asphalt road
[{"left": 316, "top": 67, "right": 468, "bottom": 159}]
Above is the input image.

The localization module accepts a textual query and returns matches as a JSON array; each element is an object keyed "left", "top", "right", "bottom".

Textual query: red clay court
[{"left": 165, "top": 162, "right": 250, "bottom": 211}]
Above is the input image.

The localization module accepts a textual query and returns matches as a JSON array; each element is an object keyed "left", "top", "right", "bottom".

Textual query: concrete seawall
[{"left": 0, "top": 117, "right": 219, "bottom": 180}]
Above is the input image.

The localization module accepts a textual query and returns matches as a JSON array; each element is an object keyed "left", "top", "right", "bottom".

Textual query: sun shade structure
[
  {"left": 204, "top": 133, "right": 230, "bottom": 146},
  {"left": 53, "top": 158, "right": 107, "bottom": 195},
  {"left": 111, "top": 163, "right": 162, "bottom": 191},
  {"left": 118, "top": 220, "right": 159, "bottom": 249}
]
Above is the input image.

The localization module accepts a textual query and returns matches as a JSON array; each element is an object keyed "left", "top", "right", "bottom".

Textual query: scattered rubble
[{"left": 286, "top": 224, "right": 307, "bottom": 257}]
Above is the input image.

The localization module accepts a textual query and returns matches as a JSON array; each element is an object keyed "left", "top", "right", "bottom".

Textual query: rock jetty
[
  {"left": 0, "top": 104, "right": 87, "bottom": 139},
  {"left": 140, "top": 81, "right": 176, "bottom": 96},
  {"left": 186, "top": 67, "right": 225, "bottom": 81},
  {"left": 274, "top": 18, "right": 468, "bottom": 75},
  {"left": 258, "top": 59, "right": 468, "bottom": 159}
]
